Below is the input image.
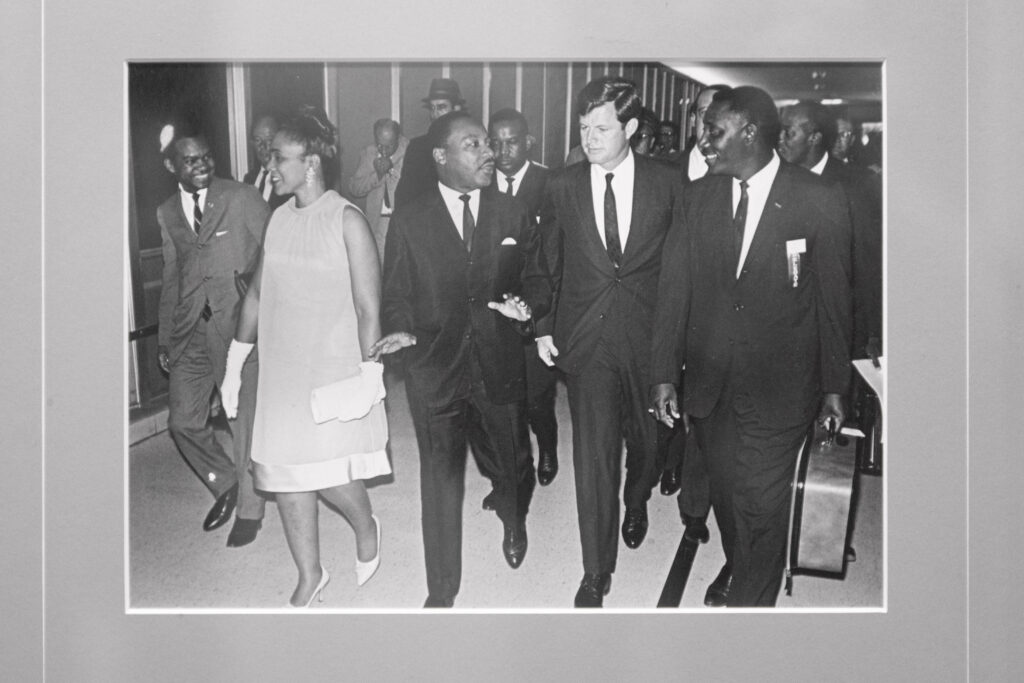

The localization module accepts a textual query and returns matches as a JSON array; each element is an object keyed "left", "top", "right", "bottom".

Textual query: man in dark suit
[
  {"left": 778, "top": 100, "right": 882, "bottom": 357},
  {"left": 157, "top": 126, "right": 269, "bottom": 547},
  {"left": 242, "top": 114, "right": 290, "bottom": 210},
  {"left": 392, "top": 78, "right": 465, "bottom": 210},
  {"left": 535, "top": 76, "right": 682, "bottom": 607},
  {"left": 487, "top": 108, "right": 559, "bottom": 488},
  {"left": 372, "top": 111, "right": 550, "bottom": 608},
  {"left": 651, "top": 86, "right": 852, "bottom": 607}
]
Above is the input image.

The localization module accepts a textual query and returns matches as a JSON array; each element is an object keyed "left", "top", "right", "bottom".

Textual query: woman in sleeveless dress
[{"left": 221, "top": 106, "right": 390, "bottom": 607}]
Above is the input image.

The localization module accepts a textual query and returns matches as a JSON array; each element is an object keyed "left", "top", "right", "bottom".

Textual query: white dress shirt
[
  {"left": 734, "top": 152, "right": 781, "bottom": 278},
  {"left": 809, "top": 153, "right": 828, "bottom": 176},
  {"left": 177, "top": 185, "right": 208, "bottom": 233},
  {"left": 501, "top": 160, "right": 532, "bottom": 197},
  {"left": 589, "top": 150, "right": 635, "bottom": 250},
  {"left": 437, "top": 182, "right": 480, "bottom": 240},
  {"left": 253, "top": 167, "right": 273, "bottom": 201},
  {"left": 687, "top": 144, "right": 709, "bottom": 182}
]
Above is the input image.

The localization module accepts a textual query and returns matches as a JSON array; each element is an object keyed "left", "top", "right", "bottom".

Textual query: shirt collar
[
  {"left": 590, "top": 148, "right": 635, "bottom": 183},
  {"left": 437, "top": 182, "right": 480, "bottom": 204},
  {"left": 179, "top": 184, "right": 207, "bottom": 199},
  {"left": 809, "top": 152, "right": 828, "bottom": 175},
  {"left": 501, "top": 160, "right": 531, "bottom": 190},
  {"left": 736, "top": 151, "right": 780, "bottom": 194}
]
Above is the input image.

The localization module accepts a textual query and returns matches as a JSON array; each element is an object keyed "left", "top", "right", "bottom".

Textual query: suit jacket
[
  {"left": 486, "top": 161, "right": 549, "bottom": 222},
  {"left": 535, "top": 154, "right": 683, "bottom": 376},
  {"left": 392, "top": 134, "right": 435, "bottom": 210},
  {"left": 651, "top": 161, "right": 853, "bottom": 429},
  {"left": 820, "top": 156, "right": 882, "bottom": 354},
  {"left": 243, "top": 165, "right": 291, "bottom": 210},
  {"left": 157, "top": 177, "right": 270, "bottom": 362},
  {"left": 381, "top": 186, "right": 551, "bottom": 407},
  {"left": 346, "top": 136, "right": 409, "bottom": 231}
]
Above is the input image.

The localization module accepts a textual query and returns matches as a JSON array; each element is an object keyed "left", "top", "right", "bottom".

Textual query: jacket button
[
  {"left": 464, "top": 332, "right": 472, "bottom": 340},
  {"left": 468, "top": 297, "right": 476, "bottom": 303}
]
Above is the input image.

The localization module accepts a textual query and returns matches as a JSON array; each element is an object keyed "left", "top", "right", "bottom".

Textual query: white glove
[{"left": 220, "top": 339, "right": 254, "bottom": 419}]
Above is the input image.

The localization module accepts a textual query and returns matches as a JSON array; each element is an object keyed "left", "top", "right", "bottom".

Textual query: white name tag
[{"left": 786, "top": 238, "right": 807, "bottom": 255}]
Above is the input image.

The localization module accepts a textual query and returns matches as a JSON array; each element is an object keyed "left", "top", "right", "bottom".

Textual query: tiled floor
[{"left": 128, "top": 374, "right": 883, "bottom": 611}]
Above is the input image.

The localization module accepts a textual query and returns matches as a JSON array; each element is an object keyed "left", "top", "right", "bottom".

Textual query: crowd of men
[{"left": 155, "top": 74, "right": 881, "bottom": 608}]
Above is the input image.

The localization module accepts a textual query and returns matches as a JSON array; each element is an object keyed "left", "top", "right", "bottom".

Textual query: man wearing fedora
[{"left": 393, "top": 78, "right": 466, "bottom": 210}]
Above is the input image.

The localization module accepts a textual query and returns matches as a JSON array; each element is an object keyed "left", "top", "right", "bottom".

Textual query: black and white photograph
[
  {"left": 126, "top": 60, "right": 885, "bottom": 612},
  {"left": 16, "top": 0, "right": 1017, "bottom": 679}
]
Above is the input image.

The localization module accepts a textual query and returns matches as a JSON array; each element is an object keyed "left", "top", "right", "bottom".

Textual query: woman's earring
[{"left": 305, "top": 167, "right": 315, "bottom": 185}]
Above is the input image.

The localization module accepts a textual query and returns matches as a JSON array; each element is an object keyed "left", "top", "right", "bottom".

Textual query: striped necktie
[{"left": 192, "top": 192, "right": 203, "bottom": 233}]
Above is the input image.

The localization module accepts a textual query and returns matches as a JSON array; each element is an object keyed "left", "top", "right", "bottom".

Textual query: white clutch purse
[{"left": 310, "top": 361, "right": 386, "bottom": 424}]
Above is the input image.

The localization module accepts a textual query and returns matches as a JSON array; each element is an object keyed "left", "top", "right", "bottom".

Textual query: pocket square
[
  {"left": 310, "top": 362, "right": 386, "bottom": 424},
  {"left": 215, "top": 230, "right": 229, "bottom": 236},
  {"left": 500, "top": 237, "right": 517, "bottom": 245}
]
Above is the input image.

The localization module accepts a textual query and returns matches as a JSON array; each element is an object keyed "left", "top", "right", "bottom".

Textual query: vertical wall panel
[
  {"left": 449, "top": 62, "right": 484, "bottom": 119},
  {"left": 330, "top": 63, "right": 391, "bottom": 204},
  {"left": 489, "top": 62, "right": 517, "bottom": 121},
  {"left": 400, "top": 62, "right": 443, "bottom": 140},
  {"left": 543, "top": 63, "right": 568, "bottom": 168},
  {"left": 521, "top": 63, "right": 546, "bottom": 165},
  {"left": 568, "top": 62, "right": 589, "bottom": 153}
]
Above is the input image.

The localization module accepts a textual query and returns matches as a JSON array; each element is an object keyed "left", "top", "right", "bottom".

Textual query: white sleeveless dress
[{"left": 251, "top": 190, "right": 391, "bottom": 492}]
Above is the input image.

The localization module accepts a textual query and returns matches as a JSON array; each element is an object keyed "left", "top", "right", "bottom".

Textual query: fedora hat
[{"left": 422, "top": 78, "right": 464, "bottom": 105}]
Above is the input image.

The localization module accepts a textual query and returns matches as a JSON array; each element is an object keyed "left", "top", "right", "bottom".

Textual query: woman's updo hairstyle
[{"left": 279, "top": 104, "right": 340, "bottom": 189}]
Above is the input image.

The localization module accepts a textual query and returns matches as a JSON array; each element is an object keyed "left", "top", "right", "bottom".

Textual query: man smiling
[
  {"left": 157, "top": 125, "right": 269, "bottom": 547},
  {"left": 651, "top": 86, "right": 852, "bottom": 607}
]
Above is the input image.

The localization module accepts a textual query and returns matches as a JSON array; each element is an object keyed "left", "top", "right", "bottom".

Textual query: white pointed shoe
[
  {"left": 356, "top": 515, "right": 381, "bottom": 586},
  {"left": 285, "top": 566, "right": 330, "bottom": 608}
]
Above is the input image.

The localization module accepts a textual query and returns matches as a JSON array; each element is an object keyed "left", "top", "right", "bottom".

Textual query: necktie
[
  {"left": 192, "top": 192, "right": 203, "bottom": 233},
  {"left": 382, "top": 179, "right": 391, "bottom": 210},
  {"left": 506, "top": 176, "right": 515, "bottom": 196},
  {"left": 459, "top": 194, "right": 475, "bottom": 251},
  {"left": 733, "top": 180, "right": 749, "bottom": 265},
  {"left": 603, "top": 173, "right": 622, "bottom": 268},
  {"left": 257, "top": 169, "right": 266, "bottom": 196}
]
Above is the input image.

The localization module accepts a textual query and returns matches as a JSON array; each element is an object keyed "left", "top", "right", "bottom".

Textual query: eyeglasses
[{"left": 181, "top": 153, "right": 213, "bottom": 168}]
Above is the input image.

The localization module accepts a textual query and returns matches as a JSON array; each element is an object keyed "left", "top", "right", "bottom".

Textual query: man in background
[
  {"left": 348, "top": 118, "right": 408, "bottom": 260},
  {"left": 393, "top": 78, "right": 465, "bottom": 209},
  {"left": 243, "top": 114, "right": 290, "bottom": 210}
]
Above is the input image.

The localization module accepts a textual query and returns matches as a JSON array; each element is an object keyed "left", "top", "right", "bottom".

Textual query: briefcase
[{"left": 786, "top": 422, "right": 858, "bottom": 588}]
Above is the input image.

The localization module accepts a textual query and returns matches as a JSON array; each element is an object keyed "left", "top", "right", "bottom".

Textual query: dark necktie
[
  {"left": 192, "top": 192, "right": 203, "bottom": 233},
  {"left": 257, "top": 169, "right": 266, "bottom": 196},
  {"left": 603, "top": 173, "right": 622, "bottom": 268},
  {"left": 733, "top": 180, "right": 749, "bottom": 264},
  {"left": 506, "top": 176, "right": 515, "bottom": 196},
  {"left": 382, "top": 179, "right": 391, "bottom": 210},
  {"left": 459, "top": 194, "right": 475, "bottom": 251}
]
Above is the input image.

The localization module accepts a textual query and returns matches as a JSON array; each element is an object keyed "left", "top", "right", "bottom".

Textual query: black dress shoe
[
  {"left": 704, "top": 564, "right": 732, "bottom": 607},
  {"left": 574, "top": 573, "right": 612, "bottom": 607},
  {"left": 203, "top": 482, "right": 238, "bottom": 531},
  {"left": 502, "top": 520, "right": 528, "bottom": 569},
  {"left": 660, "top": 464, "right": 682, "bottom": 496},
  {"left": 621, "top": 506, "right": 649, "bottom": 549},
  {"left": 682, "top": 514, "right": 710, "bottom": 544},
  {"left": 482, "top": 491, "right": 496, "bottom": 511},
  {"left": 226, "top": 517, "right": 262, "bottom": 547},
  {"left": 537, "top": 449, "right": 558, "bottom": 486},
  {"left": 424, "top": 595, "right": 454, "bottom": 608}
]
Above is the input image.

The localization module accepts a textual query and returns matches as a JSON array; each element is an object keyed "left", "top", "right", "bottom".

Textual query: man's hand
[
  {"left": 650, "top": 383, "right": 682, "bottom": 428},
  {"left": 157, "top": 345, "right": 171, "bottom": 374},
  {"left": 373, "top": 155, "right": 393, "bottom": 178},
  {"left": 487, "top": 293, "right": 532, "bottom": 322},
  {"left": 536, "top": 335, "right": 559, "bottom": 367},
  {"left": 817, "top": 393, "right": 845, "bottom": 432},
  {"left": 368, "top": 332, "right": 417, "bottom": 361}
]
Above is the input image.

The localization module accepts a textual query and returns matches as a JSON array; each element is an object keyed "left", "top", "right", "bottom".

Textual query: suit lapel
[
  {"left": 743, "top": 165, "right": 791, "bottom": 278},
  {"left": 622, "top": 157, "right": 648, "bottom": 264},
  {"left": 428, "top": 187, "right": 466, "bottom": 253},
  {"left": 572, "top": 163, "right": 613, "bottom": 269},
  {"left": 196, "top": 178, "right": 224, "bottom": 242}
]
